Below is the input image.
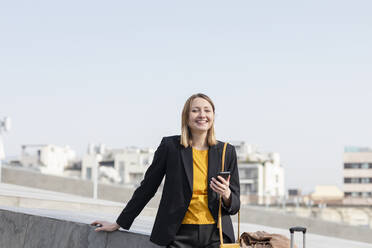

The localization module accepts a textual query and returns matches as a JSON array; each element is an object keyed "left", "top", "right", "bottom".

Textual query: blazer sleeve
[
  {"left": 222, "top": 144, "right": 240, "bottom": 215},
  {"left": 116, "top": 137, "right": 168, "bottom": 229}
]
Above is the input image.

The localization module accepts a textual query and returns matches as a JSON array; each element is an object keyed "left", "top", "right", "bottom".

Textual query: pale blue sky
[{"left": 1, "top": 1, "right": 372, "bottom": 192}]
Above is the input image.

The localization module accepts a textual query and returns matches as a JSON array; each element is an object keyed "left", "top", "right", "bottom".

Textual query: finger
[
  {"left": 227, "top": 175, "right": 231, "bottom": 182},
  {"left": 210, "top": 181, "right": 226, "bottom": 193},
  {"left": 216, "top": 176, "right": 229, "bottom": 187},
  {"left": 210, "top": 184, "right": 223, "bottom": 195},
  {"left": 212, "top": 179, "right": 227, "bottom": 191},
  {"left": 217, "top": 176, "right": 227, "bottom": 184},
  {"left": 212, "top": 177, "right": 224, "bottom": 186},
  {"left": 91, "top": 221, "right": 100, "bottom": 226},
  {"left": 210, "top": 181, "right": 221, "bottom": 193},
  {"left": 212, "top": 180, "right": 225, "bottom": 191},
  {"left": 212, "top": 177, "right": 228, "bottom": 188}
]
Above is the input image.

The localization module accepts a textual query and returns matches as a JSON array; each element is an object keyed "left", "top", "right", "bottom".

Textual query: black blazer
[{"left": 116, "top": 135, "right": 240, "bottom": 246}]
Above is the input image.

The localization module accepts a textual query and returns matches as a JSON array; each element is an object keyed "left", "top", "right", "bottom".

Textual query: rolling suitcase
[{"left": 289, "top": 226, "right": 306, "bottom": 248}]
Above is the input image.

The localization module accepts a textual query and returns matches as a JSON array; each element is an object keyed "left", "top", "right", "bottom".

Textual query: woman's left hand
[{"left": 210, "top": 175, "right": 231, "bottom": 206}]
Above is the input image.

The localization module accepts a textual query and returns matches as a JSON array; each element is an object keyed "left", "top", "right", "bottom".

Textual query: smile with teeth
[{"left": 196, "top": 120, "right": 208, "bottom": 124}]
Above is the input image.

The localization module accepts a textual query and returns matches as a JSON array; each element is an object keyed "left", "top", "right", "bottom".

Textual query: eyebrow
[{"left": 192, "top": 106, "right": 211, "bottom": 109}]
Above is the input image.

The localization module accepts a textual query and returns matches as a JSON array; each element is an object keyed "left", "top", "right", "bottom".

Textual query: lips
[{"left": 196, "top": 120, "right": 208, "bottom": 124}]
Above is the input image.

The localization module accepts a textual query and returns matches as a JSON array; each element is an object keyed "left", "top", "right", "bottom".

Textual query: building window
[
  {"left": 246, "top": 168, "right": 258, "bottom": 179},
  {"left": 143, "top": 158, "right": 149, "bottom": 166},
  {"left": 344, "top": 163, "right": 360, "bottom": 169},
  {"left": 243, "top": 183, "right": 257, "bottom": 194},
  {"left": 361, "top": 178, "right": 370, "bottom": 184},
  {"left": 99, "top": 161, "right": 115, "bottom": 167},
  {"left": 119, "top": 162, "right": 125, "bottom": 182},
  {"left": 344, "top": 192, "right": 372, "bottom": 198},
  {"left": 361, "top": 192, "right": 371, "bottom": 198},
  {"left": 345, "top": 177, "right": 372, "bottom": 184},
  {"left": 86, "top": 168, "right": 92, "bottom": 180},
  {"left": 351, "top": 178, "right": 360, "bottom": 183},
  {"left": 351, "top": 192, "right": 360, "bottom": 197},
  {"left": 361, "top": 163, "right": 369, "bottom": 169},
  {"left": 345, "top": 163, "right": 372, "bottom": 169}
]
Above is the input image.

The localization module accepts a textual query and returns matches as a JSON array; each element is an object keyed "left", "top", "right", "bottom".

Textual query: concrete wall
[
  {"left": 1, "top": 166, "right": 161, "bottom": 208},
  {"left": 0, "top": 193, "right": 158, "bottom": 218},
  {"left": 2, "top": 166, "right": 372, "bottom": 244},
  {"left": 0, "top": 208, "right": 162, "bottom": 248}
]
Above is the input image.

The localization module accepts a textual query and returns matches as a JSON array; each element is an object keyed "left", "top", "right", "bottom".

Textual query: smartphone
[{"left": 217, "top": 171, "right": 230, "bottom": 181}]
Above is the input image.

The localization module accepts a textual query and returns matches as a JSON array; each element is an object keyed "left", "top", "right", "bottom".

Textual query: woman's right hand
[{"left": 91, "top": 220, "right": 120, "bottom": 232}]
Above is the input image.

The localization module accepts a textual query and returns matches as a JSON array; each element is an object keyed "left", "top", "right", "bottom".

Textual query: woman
[{"left": 91, "top": 93, "right": 240, "bottom": 248}]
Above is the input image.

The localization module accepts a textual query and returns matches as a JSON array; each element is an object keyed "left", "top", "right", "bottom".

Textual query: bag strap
[{"left": 218, "top": 142, "right": 240, "bottom": 245}]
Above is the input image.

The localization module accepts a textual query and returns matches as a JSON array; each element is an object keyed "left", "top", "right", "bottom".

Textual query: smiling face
[{"left": 187, "top": 97, "right": 214, "bottom": 134}]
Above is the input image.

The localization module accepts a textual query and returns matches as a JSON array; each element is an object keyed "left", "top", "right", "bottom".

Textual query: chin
[{"left": 193, "top": 127, "right": 211, "bottom": 132}]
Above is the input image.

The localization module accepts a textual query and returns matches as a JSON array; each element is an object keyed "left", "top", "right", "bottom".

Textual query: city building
[
  {"left": 343, "top": 146, "right": 372, "bottom": 205},
  {"left": 310, "top": 185, "right": 343, "bottom": 205},
  {"left": 20, "top": 144, "right": 77, "bottom": 176},
  {"left": 0, "top": 116, "right": 11, "bottom": 182},
  {"left": 81, "top": 144, "right": 155, "bottom": 187},
  {"left": 231, "top": 141, "right": 285, "bottom": 205},
  {"left": 287, "top": 188, "right": 303, "bottom": 206}
]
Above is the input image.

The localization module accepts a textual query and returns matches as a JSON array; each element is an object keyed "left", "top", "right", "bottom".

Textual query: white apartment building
[
  {"left": 343, "top": 146, "right": 372, "bottom": 205},
  {"left": 231, "top": 141, "right": 285, "bottom": 205},
  {"left": 20, "top": 144, "right": 76, "bottom": 175},
  {"left": 81, "top": 144, "right": 155, "bottom": 187}
]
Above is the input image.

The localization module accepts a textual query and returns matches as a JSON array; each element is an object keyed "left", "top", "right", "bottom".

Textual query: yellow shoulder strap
[{"left": 218, "top": 143, "right": 240, "bottom": 245}]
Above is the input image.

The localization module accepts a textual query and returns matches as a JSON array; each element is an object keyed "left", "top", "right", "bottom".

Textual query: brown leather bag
[{"left": 240, "top": 231, "right": 295, "bottom": 248}]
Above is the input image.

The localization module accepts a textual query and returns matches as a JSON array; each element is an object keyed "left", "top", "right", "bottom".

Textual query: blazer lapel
[
  {"left": 208, "top": 142, "right": 222, "bottom": 216},
  {"left": 180, "top": 146, "right": 193, "bottom": 193},
  {"left": 207, "top": 144, "right": 221, "bottom": 186},
  {"left": 180, "top": 143, "right": 223, "bottom": 201}
]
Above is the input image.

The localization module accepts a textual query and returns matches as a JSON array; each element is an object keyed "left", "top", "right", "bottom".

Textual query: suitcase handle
[
  {"left": 289, "top": 226, "right": 307, "bottom": 233},
  {"left": 289, "top": 226, "right": 306, "bottom": 248}
]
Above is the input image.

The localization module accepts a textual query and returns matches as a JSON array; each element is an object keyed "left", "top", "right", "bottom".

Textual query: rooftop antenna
[{"left": 0, "top": 117, "right": 12, "bottom": 183}]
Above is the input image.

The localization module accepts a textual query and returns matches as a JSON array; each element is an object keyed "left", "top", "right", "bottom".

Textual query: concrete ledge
[
  {"left": 2, "top": 166, "right": 162, "bottom": 208},
  {"left": 2, "top": 206, "right": 372, "bottom": 248},
  {"left": 0, "top": 208, "right": 162, "bottom": 248},
  {"left": 2, "top": 166, "right": 372, "bottom": 244},
  {"left": 0, "top": 194, "right": 157, "bottom": 217}
]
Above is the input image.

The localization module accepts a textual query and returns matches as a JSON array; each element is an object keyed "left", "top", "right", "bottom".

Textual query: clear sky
[{"left": 1, "top": 1, "right": 371, "bottom": 192}]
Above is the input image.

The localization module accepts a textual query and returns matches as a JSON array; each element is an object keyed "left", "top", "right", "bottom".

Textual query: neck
[{"left": 191, "top": 131, "right": 208, "bottom": 149}]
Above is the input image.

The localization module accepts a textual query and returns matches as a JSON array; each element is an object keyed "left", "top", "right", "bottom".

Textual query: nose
[{"left": 199, "top": 110, "right": 207, "bottom": 117}]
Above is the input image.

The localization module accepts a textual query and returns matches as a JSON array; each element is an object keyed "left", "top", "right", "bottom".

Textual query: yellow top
[{"left": 182, "top": 148, "right": 215, "bottom": 224}]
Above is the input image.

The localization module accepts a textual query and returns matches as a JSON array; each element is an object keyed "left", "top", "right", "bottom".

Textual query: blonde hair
[{"left": 180, "top": 93, "right": 217, "bottom": 148}]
